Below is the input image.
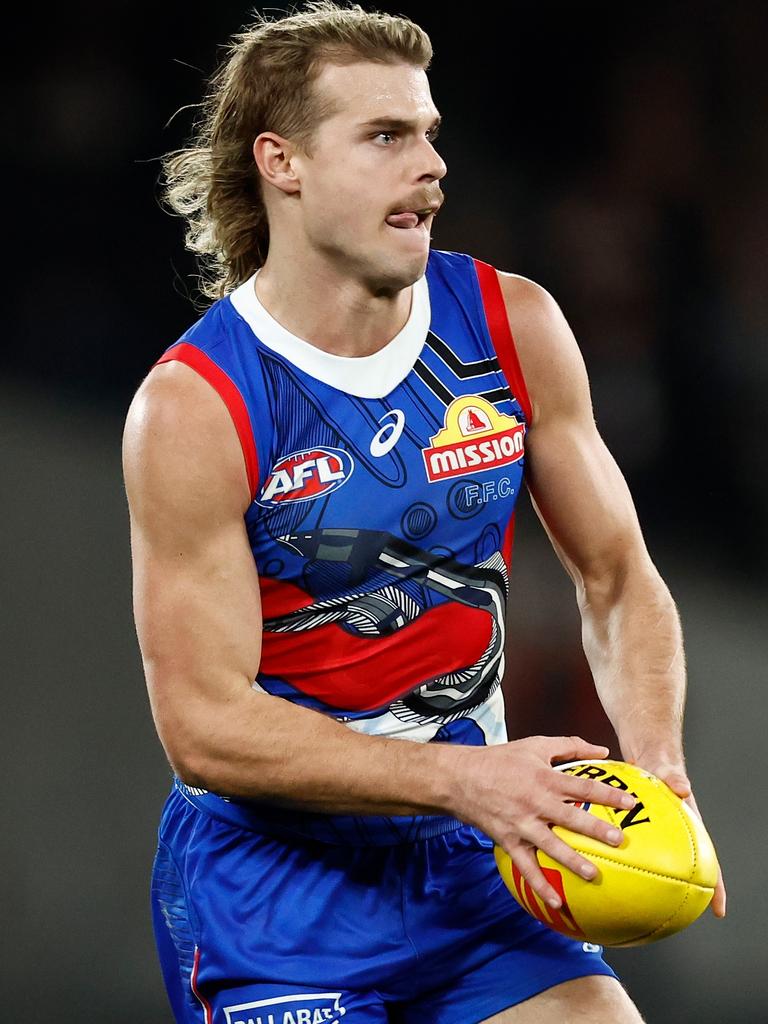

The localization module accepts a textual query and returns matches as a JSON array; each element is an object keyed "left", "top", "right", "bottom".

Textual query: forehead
[{"left": 313, "top": 61, "right": 439, "bottom": 126}]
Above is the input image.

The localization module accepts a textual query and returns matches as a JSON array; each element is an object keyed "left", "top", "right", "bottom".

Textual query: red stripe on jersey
[
  {"left": 472, "top": 259, "right": 533, "bottom": 426},
  {"left": 190, "top": 947, "right": 213, "bottom": 1024},
  {"left": 153, "top": 342, "right": 259, "bottom": 502},
  {"left": 259, "top": 602, "right": 493, "bottom": 711},
  {"left": 259, "top": 575, "right": 317, "bottom": 617}
]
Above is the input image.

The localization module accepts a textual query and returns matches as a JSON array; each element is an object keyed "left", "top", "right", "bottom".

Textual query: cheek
[
  {"left": 299, "top": 153, "right": 388, "bottom": 245},
  {"left": 307, "top": 185, "right": 381, "bottom": 241}
]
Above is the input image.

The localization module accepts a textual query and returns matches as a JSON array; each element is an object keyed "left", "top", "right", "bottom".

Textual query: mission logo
[
  {"left": 422, "top": 395, "right": 525, "bottom": 482},
  {"left": 257, "top": 447, "right": 354, "bottom": 507}
]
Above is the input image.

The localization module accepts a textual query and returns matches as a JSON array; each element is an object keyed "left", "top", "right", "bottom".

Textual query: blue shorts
[{"left": 150, "top": 780, "right": 618, "bottom": 1024}]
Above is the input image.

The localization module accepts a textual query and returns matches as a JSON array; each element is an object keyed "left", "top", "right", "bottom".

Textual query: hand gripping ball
[{"left": 494, "top": 760, "right": 719, "bottom": 947}]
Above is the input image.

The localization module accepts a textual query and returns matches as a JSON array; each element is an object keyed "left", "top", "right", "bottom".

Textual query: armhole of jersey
[
  {"left": 153, "top": 342, "right": 259, "bottom": 504},
  {"left": 471, "top": 258, "right": 534, "bottom": 427}
]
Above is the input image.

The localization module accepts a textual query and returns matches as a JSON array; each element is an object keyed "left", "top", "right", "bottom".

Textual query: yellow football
[{"left": 494, "top": 759, "right": 719, "bottom": 947}]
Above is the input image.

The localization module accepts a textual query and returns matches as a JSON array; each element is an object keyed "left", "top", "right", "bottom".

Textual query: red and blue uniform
[{"left": 149, "top": 249, "right": 618, "bottom": 1023}]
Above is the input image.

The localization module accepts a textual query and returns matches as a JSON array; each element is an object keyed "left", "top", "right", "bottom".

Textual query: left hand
[{"left": 631, "top": 759, "right": 726, "bottom": 918}]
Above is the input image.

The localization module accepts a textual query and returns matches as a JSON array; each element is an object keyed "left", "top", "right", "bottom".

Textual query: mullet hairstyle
[{"left": 160, "top": 1, "right": 433, "bottom": 304}]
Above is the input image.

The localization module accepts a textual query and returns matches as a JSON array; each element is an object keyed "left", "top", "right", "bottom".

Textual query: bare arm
[
  {"left": 122, "top": 359, "right": 454, "bottom": 816},
  {"left": 499, "top": 270, "right": 725, "bottom": 915},
  {"left": 500, "top": 274, "right": 685, "bottom": 765},
  {"left": 122, "top": 355, "right": 637, "bottom": 909}
]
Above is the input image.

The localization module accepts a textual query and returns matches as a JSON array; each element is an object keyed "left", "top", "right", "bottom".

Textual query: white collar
[{"left": 229, "top": 268, "right": 430, "bottom": 399}]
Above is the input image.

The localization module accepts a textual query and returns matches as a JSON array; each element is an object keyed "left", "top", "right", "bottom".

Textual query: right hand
[{"left": 449, "top": 735, "right": 637, "bottom": 909}]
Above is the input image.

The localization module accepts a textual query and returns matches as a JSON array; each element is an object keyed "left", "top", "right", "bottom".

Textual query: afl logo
[{"left": 257, "top": 447, "right": 354, "bottom": 507}]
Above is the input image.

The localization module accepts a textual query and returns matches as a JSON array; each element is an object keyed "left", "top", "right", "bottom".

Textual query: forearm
[
  {"left": 161, "top": 685, "right": 460, "bottom": 817},
  {"left": 578, "top": 560, "right": 687, "bottom": 764}
]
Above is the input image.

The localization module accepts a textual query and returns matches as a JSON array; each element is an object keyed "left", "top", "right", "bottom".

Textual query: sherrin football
[{"left": 494, "top": 759, "right": 719, "bottom": 947}]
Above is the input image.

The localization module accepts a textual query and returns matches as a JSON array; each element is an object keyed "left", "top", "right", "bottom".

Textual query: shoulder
[
  {"left": 122, "top": 358, "right": 252, "bottom": 524},
  {"left": 495, "top": 270, "right": 592, "bottom": 428},
  {"left": 125, "top": 357, "right": 221, "bottom": 437}
]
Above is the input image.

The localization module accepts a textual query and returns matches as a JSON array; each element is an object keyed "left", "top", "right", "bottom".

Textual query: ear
[{"left": 253, "top": 132, "right": 303, "bottom": 196}]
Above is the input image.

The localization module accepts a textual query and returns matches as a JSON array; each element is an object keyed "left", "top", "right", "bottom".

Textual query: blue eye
[{"left": 373, "top": 128, "right": 440, "bottom": 145}]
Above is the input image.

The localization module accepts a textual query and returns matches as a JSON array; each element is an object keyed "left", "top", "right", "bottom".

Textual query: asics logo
[{"left": 370, "top": 409, "right": 405, "bottom": 457}]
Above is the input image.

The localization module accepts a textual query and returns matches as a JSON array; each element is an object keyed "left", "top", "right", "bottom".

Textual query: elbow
[
  {"left": 166, "top": 740, "right": 249, "bottom": 797},
  {"left": 578, "top": 545, "right": 659, "bottom": 612},
  {"left": 155, "top": 692, "right": 273, "bottom": 799},
  {"left": 154, "top": 707, "right": 231, "bottom": 793},
  {"left": 146, "top": 666, "right": 261, "bottom": 794},
  {"left": 168, "top": 747, "right": 213, "bottom": 790},
  {"left": 159, "top": 728, "right": 213, "bottom": 789},
  {"left": 578, "top": 566, "right": 626, "bottom": 617}
]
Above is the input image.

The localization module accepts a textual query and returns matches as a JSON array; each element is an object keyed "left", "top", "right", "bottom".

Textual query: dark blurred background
[{"left": 4, "top": 1, "right": 766, "bottom": 1020}]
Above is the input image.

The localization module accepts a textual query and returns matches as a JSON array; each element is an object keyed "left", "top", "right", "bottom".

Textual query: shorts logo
[
  {"left": 258, "top": 448, "right": 354, "bottom": 507},
  {"left": 223, "top": 992, "right": 347, "bottom": 1024},
  {"left": 422, "top": 395, "right": 525, "bottom": 482}
]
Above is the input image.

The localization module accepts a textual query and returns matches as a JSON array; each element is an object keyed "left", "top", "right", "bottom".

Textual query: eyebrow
[{"left": 358, "top": 114, "right": 442, "bottom": 132}]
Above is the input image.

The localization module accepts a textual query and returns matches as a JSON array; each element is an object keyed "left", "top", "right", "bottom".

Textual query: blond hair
[{"left": 161, "top": 1, "right": 433, "bottom": 304}]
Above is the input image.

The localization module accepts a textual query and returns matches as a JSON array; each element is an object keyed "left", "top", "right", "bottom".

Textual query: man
[{"left": 123, "top": 4, "right": 724, "bottom": 1022}]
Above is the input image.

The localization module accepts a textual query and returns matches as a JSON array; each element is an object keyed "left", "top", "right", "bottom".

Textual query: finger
[
  {"left": 535, "top": 826, "right": 600, "bottom": 882},
  {"left": 558, "top": 774, "right": 637, "bottom": 811},
  {"left": 540, "top": 735, "right": 610, "bottom": 765},
  {"left": 680, "top": 794, "right": 726, "bottom": 917},
  {"left": 682, "top": 792, "right": 700, "bottom": 817},
  {"left": 508, "top": 844, "right": 564, "bottom": 909},
  {"left": 712, "top": 867, "right": 727, "bottom": 918},
  {"left": 556, "top": 803, "right": 626, "bottom": 849}
]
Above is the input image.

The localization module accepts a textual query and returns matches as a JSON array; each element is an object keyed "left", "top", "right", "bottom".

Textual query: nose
[{"left": 417, "top": 136, "right": 447, "bottom": 183}]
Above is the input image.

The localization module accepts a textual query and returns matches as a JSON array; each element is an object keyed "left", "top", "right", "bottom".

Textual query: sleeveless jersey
[{"left": 152, "top": 247, "right": 533, "bottom": 840}]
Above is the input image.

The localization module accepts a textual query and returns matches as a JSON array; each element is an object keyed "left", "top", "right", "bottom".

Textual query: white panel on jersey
[{"left": 229, "top": 268, "right": 431, "bottom": 399}]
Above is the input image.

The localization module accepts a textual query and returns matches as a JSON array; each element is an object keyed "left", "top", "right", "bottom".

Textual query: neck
[{"left": 253, "top": 247, "right": 418, "bottom": 358}]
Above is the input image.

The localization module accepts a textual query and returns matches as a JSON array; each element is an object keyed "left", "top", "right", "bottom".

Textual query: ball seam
[
  {"left": 625, "top": 887, "right": 692, "bottom": 944},
  {"left": 578, "top": 850, "right": 713, "bottom": 887}
]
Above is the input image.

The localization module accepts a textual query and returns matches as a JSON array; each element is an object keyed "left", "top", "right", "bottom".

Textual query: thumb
[{"left": 658, "top": 769, "right": 692, "bottom": 799}]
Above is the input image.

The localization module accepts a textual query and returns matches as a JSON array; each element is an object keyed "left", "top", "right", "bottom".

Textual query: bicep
[
  {"left": 128, "top": 499, "right": 263, "bottom": 743},
  {"left": 122, "top": 362, "right": 262, "bottom": 770}
]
